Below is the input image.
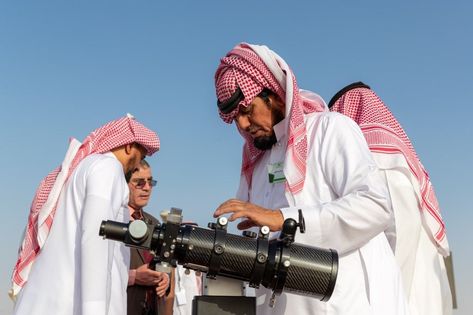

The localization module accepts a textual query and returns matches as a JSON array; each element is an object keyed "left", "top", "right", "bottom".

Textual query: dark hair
[
  {"left": 125, "top": 159, "right": 151, "bottom": 183},
  {"left": 138, "top": 159, "right": 150, "bottom": 168},
  {"left": 258, "top": 88, "right": 277, "bottom": 105}
]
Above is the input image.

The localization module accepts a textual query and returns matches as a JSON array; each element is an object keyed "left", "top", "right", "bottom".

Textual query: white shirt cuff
[{"left": 128, "top": 269, "right": 136, "bottom": 286}]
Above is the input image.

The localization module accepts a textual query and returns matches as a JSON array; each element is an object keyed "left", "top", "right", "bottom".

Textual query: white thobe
[
  {"left": 237, "top": 112, "right": 408, "bottom": 315},
  {"left": 374, "top": 153, "right": 452, "bottom": 315},
  {"left": 14, "top": 152, "right": 130, "bottom": 315},
  {"left": 173, "top": 265, "right": 202, "bottom": 315}
]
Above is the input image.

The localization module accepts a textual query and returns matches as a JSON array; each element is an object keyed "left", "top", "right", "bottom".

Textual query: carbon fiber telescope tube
[{"left": 99, "top": 212, "right": 338, "bottom": 302}]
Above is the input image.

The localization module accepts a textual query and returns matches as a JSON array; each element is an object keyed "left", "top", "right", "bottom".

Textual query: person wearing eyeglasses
[{"left": 126, "top": 160, "right": 171, "bottom": 315}]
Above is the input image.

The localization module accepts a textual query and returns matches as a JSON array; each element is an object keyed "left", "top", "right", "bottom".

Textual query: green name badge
[{"left": 267, "top": 162, "right": 286, "bottom": 184}]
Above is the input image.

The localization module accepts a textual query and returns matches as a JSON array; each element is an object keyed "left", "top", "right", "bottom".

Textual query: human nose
[{"left": 235, "top": 114, "right": 251, "bottom": 131}]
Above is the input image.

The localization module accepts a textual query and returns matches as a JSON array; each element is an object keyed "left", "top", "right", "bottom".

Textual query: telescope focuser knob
[
  {"left": 209, "top": 217, "right": 228, "bottom": 230},
  {"left": 217, "top": 216, "right": 228, "bottom": 228},
  {"left": 259, "top": 226, "right": 270, "bottom": 239}
]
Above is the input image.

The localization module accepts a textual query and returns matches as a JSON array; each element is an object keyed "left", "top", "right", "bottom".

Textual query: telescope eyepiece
[{"left": 99, "top": 220, "right": 106, "bottom": 237}]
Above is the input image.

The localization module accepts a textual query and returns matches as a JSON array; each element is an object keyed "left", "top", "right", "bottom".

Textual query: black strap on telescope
[
  {"left": 207, "top": 222, "right": 227, "bottom": 279},
  {"left": 273, "top": 243, "right": 290, "bottom": 295},
  {"left": 249, "top": 234, "right": 269, "bottom": 288}
]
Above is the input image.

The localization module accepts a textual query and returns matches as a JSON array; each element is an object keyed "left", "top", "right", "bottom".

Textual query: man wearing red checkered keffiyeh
[
  {"left": 213, "top": 43, "right": 408, "bottom": 315},
  {"left": 329, "top": 82, "right": 452, "bottom": 315},
  {"left": 11, "top": 114, "right": 160, "bottom": 315}
]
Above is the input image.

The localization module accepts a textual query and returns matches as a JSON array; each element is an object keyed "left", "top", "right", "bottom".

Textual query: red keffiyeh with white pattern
[
  {"left": 11, "top": 114, "right": 160, "bottom": 297},
  {"left": 215, "top": 43, "right": 326, "bottom": 195},
  {"left": 329, "top": 84, "right": 449, "bottom": 256}
]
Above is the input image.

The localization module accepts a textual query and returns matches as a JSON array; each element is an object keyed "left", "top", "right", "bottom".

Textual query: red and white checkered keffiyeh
[
  {"left": 330, "top": 86, "right": 449, "bottom": 256},
  {"left": 11, "top": 114, "right": 160, "bottom": 298},
  {"left": 215, "top": 43, "right": 326, "bottom": 195}
]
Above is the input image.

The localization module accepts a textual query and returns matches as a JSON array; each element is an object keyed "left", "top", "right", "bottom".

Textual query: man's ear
[{"left": 124, "top": 143, "right": 134, "bottom": 155}]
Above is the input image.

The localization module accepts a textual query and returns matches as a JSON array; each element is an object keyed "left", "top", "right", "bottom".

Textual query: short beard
[
  {"left": 253, "top": 103, "right": 284, "bottom": 151},
  {"left": 253, "top": 133, "right": 277, "bottom": 150}
]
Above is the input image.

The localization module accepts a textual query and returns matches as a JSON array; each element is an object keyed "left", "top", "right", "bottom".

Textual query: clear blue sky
[{"left": 0, "top": 1, "right": 471, "bottom": 314}]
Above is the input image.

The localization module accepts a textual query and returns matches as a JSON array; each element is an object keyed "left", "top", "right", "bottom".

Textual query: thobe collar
[{"left": 273, "top": 117, "right": 288, "bottom": 147}]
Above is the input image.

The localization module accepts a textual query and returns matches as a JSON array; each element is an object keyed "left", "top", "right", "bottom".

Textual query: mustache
[{"left": 248, "top": 125, "right": 262, "bottom": 134}]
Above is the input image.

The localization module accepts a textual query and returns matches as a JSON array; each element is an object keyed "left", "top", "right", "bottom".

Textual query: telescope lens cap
[{"left": 129, "top": 220, "right": 148, "bottom": 241}]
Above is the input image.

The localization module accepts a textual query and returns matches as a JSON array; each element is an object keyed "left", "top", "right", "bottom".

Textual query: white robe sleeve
[
  {"left": 281, "top": 114, "right": 392, "bottom": 254},
  {"left": 80, "top": 159, "right": 125, "bottom": 314}
]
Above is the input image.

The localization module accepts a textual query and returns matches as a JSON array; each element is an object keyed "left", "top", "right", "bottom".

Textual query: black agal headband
[
  {"left": 328, "top": 82, "right": 370, "bottom": 109},
  {"left": 217, "top": 87, "right": 244, "bottom": 114}
]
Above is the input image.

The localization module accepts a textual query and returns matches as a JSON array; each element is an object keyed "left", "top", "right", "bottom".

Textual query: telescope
[{"left": 99, "top": 208, "right": 338, "bottom": 306}]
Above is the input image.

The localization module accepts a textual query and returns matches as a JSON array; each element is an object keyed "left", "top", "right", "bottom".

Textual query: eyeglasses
[{"left": 131, "top": 178, "right": 157, "bottom": 189}]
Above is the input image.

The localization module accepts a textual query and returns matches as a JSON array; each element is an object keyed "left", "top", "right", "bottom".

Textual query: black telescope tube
[
  {"left": 176, "top": 225, "right": 258, "bottom": 281},
  {"left": 171, "top": 224, "right": 336, "bottom": 299},
  {"left": 100, "top": 219, "right": 338, "bottom": 300}
]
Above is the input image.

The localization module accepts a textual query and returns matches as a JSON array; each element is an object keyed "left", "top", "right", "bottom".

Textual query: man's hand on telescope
[
  {"left": 214, "top": 198, "right": 284, "bottom": 232},
  {"left": 155, "top": 273, "right": 170, "bottom": 297},
  {"left": 135, "top": 264, "right": 170, "bottom": 297}
]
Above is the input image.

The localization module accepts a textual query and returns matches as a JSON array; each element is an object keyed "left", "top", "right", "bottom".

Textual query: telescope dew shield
[{"left": 282, "top": 243, "right": 338, "bottom": 301}]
